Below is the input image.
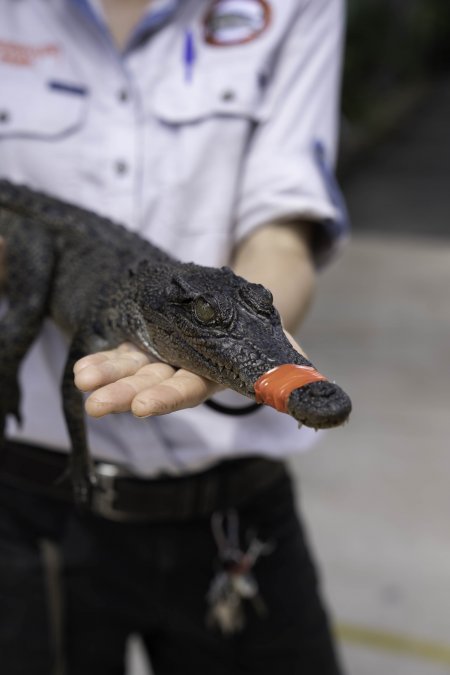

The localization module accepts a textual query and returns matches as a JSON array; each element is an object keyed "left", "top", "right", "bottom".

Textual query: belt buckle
[{"left": 91, "top": 462, "right": 135, "bottom": 522}]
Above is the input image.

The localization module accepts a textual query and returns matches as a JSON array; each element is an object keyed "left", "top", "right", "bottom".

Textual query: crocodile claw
[
  {"left": 56, "top": 463, "right": 100, "bottom": 509},
  {"left": 0, "top": 374, "right": 22, "bottom": 436}
]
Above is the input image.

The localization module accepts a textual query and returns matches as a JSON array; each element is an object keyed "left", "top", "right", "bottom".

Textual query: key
[
  {"left": 206, "top": 510, "right": 274, "bottom": 633},
  {"left": 207, "top": 587, "right": 245, "bottom": 634},
  {"left": 206, "top": 570, "right": 245, "bottom": 634}
]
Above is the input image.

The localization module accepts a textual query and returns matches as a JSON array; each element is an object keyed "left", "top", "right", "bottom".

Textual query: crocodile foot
[
  {"left": 0, "top": 373, "right": 22, "bottom": 436},
  {"left": 56, "top": 462, "right": 100, "bottom": 510}
]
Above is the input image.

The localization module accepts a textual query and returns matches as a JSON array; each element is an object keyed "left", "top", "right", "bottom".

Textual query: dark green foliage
[{"left": 343, "top": 0, "right": 450, "bottom": 124}]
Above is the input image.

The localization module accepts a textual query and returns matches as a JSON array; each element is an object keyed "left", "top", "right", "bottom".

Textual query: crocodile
[{"left": 0, "top": 180, "right": 352, "bottom": 505}]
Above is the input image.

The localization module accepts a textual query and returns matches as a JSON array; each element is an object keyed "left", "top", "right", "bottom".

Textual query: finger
[
  {"left": 74, "top": 342, "right": 148, "bottom": 374},
  {"left": 284, "top": 329, "right": 308, "bottom": 358},
  {"left": 131, "top": 369, "right": 222, "bottom": 418},
  {"left": 84, "top": 362, "right": 177, "bottom": 417},
  {"left": 74, "top": 343, "right": 152, "bottom": 391}
]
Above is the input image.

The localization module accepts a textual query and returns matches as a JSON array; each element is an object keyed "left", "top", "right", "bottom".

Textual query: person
[{"left": 0, "top": 0, "right": 349, "bottom": 673}]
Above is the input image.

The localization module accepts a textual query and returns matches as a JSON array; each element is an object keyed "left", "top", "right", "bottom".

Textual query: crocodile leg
[
  {"left": 0, "top": 215, "right": 55, "bottom": 437},
  {"left": 61, "top": 330, "right": 103, "bottom": 508}
]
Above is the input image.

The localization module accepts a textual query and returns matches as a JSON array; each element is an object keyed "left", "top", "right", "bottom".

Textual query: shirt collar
[
  {"left": 127, "top": 0, "right": 180, "bottom": 51},
  {"left": 67, "top": 0, "right": 180, "bottom": 52}
]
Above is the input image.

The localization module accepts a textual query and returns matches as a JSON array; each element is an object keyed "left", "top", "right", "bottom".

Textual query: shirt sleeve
[{"left": 235, "top": 0, "right": 349, "bottom": 267}]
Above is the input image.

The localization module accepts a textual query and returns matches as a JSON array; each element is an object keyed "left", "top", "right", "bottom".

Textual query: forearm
[{"left": 231, "top": 221, "right": 316, "bottom": 334}]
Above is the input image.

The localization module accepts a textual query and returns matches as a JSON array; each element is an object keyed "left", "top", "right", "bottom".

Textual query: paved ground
[
  {"left": 294, "top": 233, "right": 450, "bottom": 675},
  {"left": 128, "top": 80, "right": 450, "bottom": 673}
]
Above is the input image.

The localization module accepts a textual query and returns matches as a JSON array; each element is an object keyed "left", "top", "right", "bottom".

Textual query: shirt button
[
  {"left": 221, "top": 90, "right": 236, "bottom": 102},
  {"left": 0, "top": 110, "right": 10, "bottom": 123},
  {"left": 115, "top": 160, "right": 129, "bottom": 175},
  {"left": 118, "top": 89, "right": 129, "bottom": 103}
]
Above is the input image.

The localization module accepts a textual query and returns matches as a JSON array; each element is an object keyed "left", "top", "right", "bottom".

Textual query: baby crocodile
[{"left": 0, "top": 180, "right": 351, "bottom": 505}]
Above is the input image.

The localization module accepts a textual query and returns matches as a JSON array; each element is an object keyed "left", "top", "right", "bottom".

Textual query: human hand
[
  {"left": 74, "top": 342, "right": 223, "bottom": 418},
  {"left": 74, "top": 331, "right": 308, "bottom": 420}
]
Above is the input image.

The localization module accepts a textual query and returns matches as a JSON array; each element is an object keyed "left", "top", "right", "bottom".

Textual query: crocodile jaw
[{"left": 147, "top": 326, "right": 352, "bottom": 429}]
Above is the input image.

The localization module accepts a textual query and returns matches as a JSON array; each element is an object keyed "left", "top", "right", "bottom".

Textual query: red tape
[{"left": 254, "top": 364, "right": 328, "bottom": 413}]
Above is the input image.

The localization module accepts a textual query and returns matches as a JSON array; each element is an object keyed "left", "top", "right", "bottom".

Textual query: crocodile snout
[
  {"left": 253, "top": 363, "right": 352, "bottom": 429},
  {"left": 287, "top": 380, "right": 352, "bottom": 429}
]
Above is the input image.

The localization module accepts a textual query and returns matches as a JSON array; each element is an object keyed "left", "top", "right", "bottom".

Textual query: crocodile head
[{"left": 129, "top": 261, "right": 351, "bottom": 429}]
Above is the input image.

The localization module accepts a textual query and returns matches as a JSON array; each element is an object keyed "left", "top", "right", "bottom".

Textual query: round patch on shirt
[{"left": 204, "top": 0, "right": 271, "bottom": 47}]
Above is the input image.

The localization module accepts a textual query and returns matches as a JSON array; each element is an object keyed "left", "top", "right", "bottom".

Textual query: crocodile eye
[
  {"left": 258, "top": 287, "right": 273, "bottom": 310},
  {"left": 193, "top": 297, "right": 217, "bottom": 324},
  {"left": 240, "top": 284, "right": 274, "bottom": 314}
]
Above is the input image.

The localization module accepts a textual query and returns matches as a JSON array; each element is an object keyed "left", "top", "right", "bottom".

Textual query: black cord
[{"left": 204, "top": 399, "right": 261, "bottom": 416}]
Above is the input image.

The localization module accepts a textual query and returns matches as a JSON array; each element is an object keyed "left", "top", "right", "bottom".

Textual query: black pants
[{"left": 0, "top": 470, "right": 344, "bottom": 675}]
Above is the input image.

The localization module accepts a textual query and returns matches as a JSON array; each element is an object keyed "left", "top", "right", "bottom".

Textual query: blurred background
[
  {"left": 293, "top": 1, "right": 450, "bottom": 673},
  {"left": 130, "top": 2, "right": 450, "bottom": 672}
]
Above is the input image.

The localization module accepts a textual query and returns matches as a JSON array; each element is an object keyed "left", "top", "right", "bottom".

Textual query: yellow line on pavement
[{"left": 336, "top": 623, "right": 450, "bottom": 667}]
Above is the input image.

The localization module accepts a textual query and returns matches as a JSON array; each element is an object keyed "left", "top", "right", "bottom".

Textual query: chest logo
[
  {"left": 204, "top": 0, "right": 271, "bottom": 47},
  {"left": 0, "top": 40, "right": 60, "bottom": 67}
]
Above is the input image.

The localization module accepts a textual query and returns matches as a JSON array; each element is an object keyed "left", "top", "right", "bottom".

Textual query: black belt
[{"left": 0, "top": 439, "right": 286, "bottom": 522}]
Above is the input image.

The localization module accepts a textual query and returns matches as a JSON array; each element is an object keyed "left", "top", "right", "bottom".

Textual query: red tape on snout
[{"left": 254, "top": 364, "right": 328, "bottom": 413}]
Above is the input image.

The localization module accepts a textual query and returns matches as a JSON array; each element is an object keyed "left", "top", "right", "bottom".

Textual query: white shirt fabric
[{"left": 0, "top": 0, "right": 349, "bottom": 476}]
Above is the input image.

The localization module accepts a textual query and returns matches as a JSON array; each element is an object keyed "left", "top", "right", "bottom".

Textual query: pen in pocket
[{"left": 183, "top": 29, "right": 196, "bottom": 83}]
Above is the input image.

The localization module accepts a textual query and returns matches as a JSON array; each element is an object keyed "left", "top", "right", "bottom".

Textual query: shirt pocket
[
  {"left": 145, "top": 64, "right": 269, "bottom": 191},
  {"left": 0, "top": 66, "right": 87, "bottom": 140},
  {"left": 150, "top": 64, "right": 268, "bottom": 124},
  {"left": 143, "top": 65, "right": 268, "bottom": 240}
]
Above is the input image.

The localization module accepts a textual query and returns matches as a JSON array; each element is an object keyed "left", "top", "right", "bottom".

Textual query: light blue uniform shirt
[{"left": 0, "top": 0, "right": 349, "bottom": 476}]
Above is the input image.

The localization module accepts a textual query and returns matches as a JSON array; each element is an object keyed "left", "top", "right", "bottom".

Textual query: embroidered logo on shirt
[
  {"left": 0, "top": 40, "right": 60, "bottom": 66},
  {"left": 204, "top": 0, "right": 271, "bottom": 47}
]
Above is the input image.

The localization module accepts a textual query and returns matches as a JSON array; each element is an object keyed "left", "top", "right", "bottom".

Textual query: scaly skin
[{"left": 0, "top": 180, "right": 352, "bottom": 506}]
